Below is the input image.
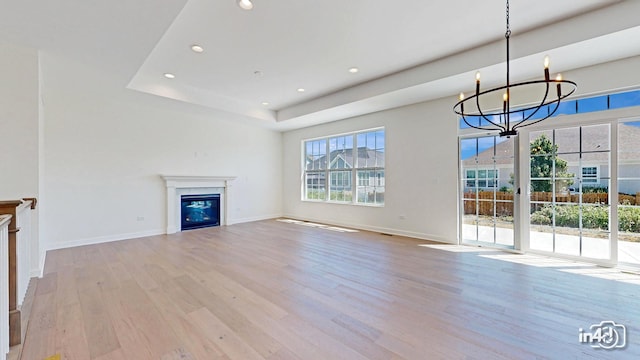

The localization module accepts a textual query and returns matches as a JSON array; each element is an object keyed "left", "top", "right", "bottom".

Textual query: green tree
[{"left": 530, "top": 134, "right": 574, "bottom": 192}]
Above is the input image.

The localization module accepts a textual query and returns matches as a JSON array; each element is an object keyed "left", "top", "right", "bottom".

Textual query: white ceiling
[{"left": 2, "top": 0, "right": 640, "bottom": 131}]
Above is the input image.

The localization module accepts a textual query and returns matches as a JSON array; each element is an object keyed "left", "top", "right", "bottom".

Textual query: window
[
  {"left": 303, "top": 128, "right": 385, "bottom": 205},
  {"left": 581, "top": 166, "right": 599, "bottom": 184},
  {"left": 465, "top": 168, "right": 499, "bottom": 189},
  {"left": 459, "top": 89, "right": 640, "bottom": 130}
]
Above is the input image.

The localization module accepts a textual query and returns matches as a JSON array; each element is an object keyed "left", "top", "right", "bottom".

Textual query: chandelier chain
[{"left": 505, "top": 0, "right": 511, "bottom": 38}]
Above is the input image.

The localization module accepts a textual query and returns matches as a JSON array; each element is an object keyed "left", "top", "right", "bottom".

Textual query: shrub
[
  {"left": 530, "top": 212, "right": 551, "bottom": 225},
  {"left": 619, "top": 206, "right": 640, "bottom": 232},
  {"left": 582, "top": 205, "right": 609, "bottom": 230},
  {"left": 554, "top": 205, "right": 580, "bottom": 228},
  {"left": 582, "top": 186, "right": 608, "bottom": 194},
  {"left": 528, "top": 202, "right": 640, "bottom": 233}
]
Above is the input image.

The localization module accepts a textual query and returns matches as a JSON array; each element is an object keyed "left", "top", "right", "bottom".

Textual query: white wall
[
  {"left": 565, "top": 56, "right": 640, "bottom": 98},
  {"left": 282, "top": 98, "right": 459, "bottom": 243},
  {"left": 0, "top": 40, "right": 39, "bottom": 199},
  {"left": 0, "top": 40, "right": 40, "bottom": 275},
  {"left": 38, "top": 52, "right": 283, "bottom": 254},
  {"left": 281, "top": 54, "right": 640, "bottom": 245}
]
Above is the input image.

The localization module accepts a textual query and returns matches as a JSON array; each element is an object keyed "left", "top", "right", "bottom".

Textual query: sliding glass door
[
  {"left": 460, "top": 136, "right": 515, "bottom": 248},
  {"left": 618, "top": 121, "right": 640, "bottom": 266},
  {"left": 528, "top": 125, "right": 611, "bottom": 260},
  {"left": 459, "top": 119, "right": 640, "bottom": 269}
]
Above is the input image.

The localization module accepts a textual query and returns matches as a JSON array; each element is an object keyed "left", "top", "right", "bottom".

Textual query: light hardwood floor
[{"left": 15, "top": 219, "right": 640, "bottom": 359}]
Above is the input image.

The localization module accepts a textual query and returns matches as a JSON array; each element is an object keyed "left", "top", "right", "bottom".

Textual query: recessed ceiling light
[
  {"left": 237, "top": 0, "right": 253, "bottom": 10},
  {"left": 261, "top": 102, "right": 270, "bottom": 106},
  {"left": 297, "top": 88, "right": 305, "bottom": 92},
  {"left": 191, "top": 45, "right": 204, "bottom": 53},
  {"left": 349, "top": 67, "right": 359, "bottom": 73},
  {"left": 164, "top": 73, "right": 175, "bottom": 79}
]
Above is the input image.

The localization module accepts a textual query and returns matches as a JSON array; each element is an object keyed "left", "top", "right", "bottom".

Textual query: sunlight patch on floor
[
  {"left": 420, "top": 242, "right": 640, "bottom": 283},
  {"left": 418, "top": 244, "right": 498, "bottom": 252},
  {"left": 478, "top": 253, "right": 640, "bottom": 283},
  {"left": 479, "top": 253, "right": 581, "bottom": 268}
]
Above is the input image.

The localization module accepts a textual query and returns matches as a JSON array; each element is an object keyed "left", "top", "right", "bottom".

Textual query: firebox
[{"left": 180, "top": 194, "right": 220, "bottom": 230}]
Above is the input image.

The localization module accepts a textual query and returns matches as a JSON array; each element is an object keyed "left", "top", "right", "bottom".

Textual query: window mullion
[
  {"left": 324, "top": 139, "right": 329, "bottom": 201},
  {"left": 352, "top": 134, "right": 357, "bottom": 204}
]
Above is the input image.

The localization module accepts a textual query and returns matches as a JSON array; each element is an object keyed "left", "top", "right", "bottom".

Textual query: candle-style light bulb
[
  {"left": 556, "top": 74, "right": 562, "bottom": 97},
  {"left": 459, "top": 92, "right": 465, "bottom": 101},
  {"left": 476, "top": 71, "right": 481, "bottom": 83},
  {"left": 475, "top": 72, "right": 481, "bottom": 95},
  {"left": 556, "top": 74, "right": 563, "bottom": 81},
  {"left": 502, "top": 92, "right": 508, "bottom": 114},
  {"left": 544, "top": 56, "right": 550, "bottom": 81}
]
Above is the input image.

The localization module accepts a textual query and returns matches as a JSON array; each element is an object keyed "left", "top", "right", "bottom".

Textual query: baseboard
[
  {"left": 281, "top": 214, "right": 455, "bottom": 244},
  {"left": 43, "top": 228, "right": 166, "bottom": 253}
]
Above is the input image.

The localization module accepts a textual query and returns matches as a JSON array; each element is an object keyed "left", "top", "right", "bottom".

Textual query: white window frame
[{"left": 303, "top": 128, "right": 385, "bottom": 206}]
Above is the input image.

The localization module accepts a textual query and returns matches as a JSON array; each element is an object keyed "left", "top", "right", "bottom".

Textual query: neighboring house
[
  {"left": 306, "top": 147, "right": 385, "bottom": 192},
  {"left": 462, "top": 123, "right": 640, "bottom": 194},
  {"left": 462, "top": 139, "right": 515, "bottom": 192}
]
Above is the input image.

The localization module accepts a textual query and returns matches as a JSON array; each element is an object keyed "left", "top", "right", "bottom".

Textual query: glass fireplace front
[{"left": 180, "top": 194, "right": 220, "bottom": 230}]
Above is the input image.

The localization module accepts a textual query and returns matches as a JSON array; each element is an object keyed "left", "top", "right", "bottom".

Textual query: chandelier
[{"left": 453, "top": 0, "right": 577, "bottom": 137}]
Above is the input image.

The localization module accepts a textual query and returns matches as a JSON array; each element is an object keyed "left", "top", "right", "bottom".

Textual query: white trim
[{"left": 611, "top": 122, "right": 619, "bottom": 263}]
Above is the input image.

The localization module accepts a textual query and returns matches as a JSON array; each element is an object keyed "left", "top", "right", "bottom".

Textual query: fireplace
[
  {"left": 181, "top": 194, "right": 220, "bottom": 230},
  {"left": 161, "top": 175, "right": 235, "bottom": 234}
]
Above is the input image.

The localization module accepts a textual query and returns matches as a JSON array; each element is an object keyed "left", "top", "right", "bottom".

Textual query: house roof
[
  {"left": 307, "top": 147, "right": 384, "bottom": 170},
  {"left": 463, "top": 123, "right": 640, "bottom": 166}
]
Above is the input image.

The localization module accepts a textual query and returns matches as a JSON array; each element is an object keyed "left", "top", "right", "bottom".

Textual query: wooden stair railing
[{"left": 0, "top": 198, "right": 37, "bottom": 347}]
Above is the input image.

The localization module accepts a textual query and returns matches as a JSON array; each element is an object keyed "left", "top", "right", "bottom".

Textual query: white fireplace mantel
[{"left": 161, "top": 175, "right": 236, "bottom": 234}]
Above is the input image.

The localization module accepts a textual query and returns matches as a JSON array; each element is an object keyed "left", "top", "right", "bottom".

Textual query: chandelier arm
[
  {"left": 454, "top": 97, "right": 506, "bottom": 131},
  {"left": 453, "top": 100, "right": 508, "bottom": 131},
  {"left": 521, "top": 82, "right": 551, "bottom": 122},
  {"left": 543, "top": 96, "right": 562, "bottom": 117},
  {"left": 474, "top": 94, "right": 507, "bottom": 131},
  {"left": 512, "top": 98, "right": 560, "bottom": 131}
]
